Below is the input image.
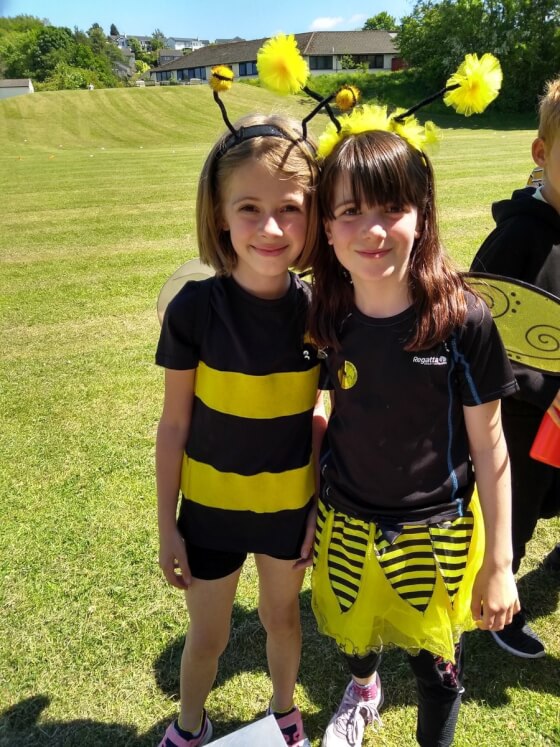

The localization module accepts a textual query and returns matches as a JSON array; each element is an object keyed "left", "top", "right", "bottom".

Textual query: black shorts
[
  {"left": 186, "top": 542, "right": 248, "bottom": 581},
  {"left": 177, "top": 498, "right": 302, "bottom": 580}
]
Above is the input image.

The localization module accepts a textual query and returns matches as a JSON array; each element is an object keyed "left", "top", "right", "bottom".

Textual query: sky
[{"left": 0, "top": 0, "right": 414, "bottom": 41}]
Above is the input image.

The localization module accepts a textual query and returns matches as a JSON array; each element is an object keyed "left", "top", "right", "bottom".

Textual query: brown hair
[
  {"left": 537, "top": 77, "right": 560, "bottom": 145},
  {"left": 309, "top": 129, "right": 468, "bottom": 351},
  {"left": 196, "top": 113, "right": 320, "bottom": 274}
]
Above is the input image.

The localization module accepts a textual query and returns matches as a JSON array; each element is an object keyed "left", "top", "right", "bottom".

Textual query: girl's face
[
  {"left": 324, "top": 174, "right": 420, "bottom": 289},
  {"left": 221, "top": 160, "right": 308, "bottom": 298}
]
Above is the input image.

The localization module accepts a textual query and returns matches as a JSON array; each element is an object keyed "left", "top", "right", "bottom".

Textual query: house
[
  {"left": 131, "top": 35, "right": 153, "bottom": 51},
  {"left": 150, "top": 30, "right": 402, "bottom": 84},
  {"left": 112, "top": 34, "right": 153, "bottom": 51},
  {"left": 158, "top": 48, "right": 186, "bottom": 66},
  {"left": 0, "top": 79, "right": 34, "bottom": 100},
  {"left": 165, "top": 36, "right": 209, "bottom": 51}
]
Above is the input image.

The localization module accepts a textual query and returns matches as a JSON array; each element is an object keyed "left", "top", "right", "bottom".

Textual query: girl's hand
[
  {"left": 293, "top": 501, "right": 317, "bottom": 569},
  {"left": 159, "top": 527, "right": 192, "bottom": 589},
  {"left": 471, "top": 562, "right": 520, "bottom": 630}
]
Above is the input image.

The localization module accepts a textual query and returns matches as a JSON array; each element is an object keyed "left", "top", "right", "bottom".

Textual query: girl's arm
[
  {"left": 156, "top": 368, "right": 196, "bottom": 589},
  {"left": 295, "top": 390, "right": 329, "bottom": 568},
  {"left": 464, "top": 399, "right": 520, "bottom": 630}
]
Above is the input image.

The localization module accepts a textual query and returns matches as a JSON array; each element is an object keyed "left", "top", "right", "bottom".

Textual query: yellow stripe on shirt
[
  {"left": 195, "top": 361, "right": 320, "bottom": 419},
  {"left": 180, "top": 453, "right": 314, "bottom": 512}
]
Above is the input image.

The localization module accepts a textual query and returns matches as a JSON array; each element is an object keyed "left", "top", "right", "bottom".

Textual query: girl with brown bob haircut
[
  {"left": 156, "top": 112, "right": 323, "bottom": 747},
  {"left": 197, "top": 113, "right": 320, "bottom": 276}
]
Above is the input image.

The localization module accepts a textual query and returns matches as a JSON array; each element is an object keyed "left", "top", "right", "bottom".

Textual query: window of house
[
  {"left": 309, "top": 55, "right": 333, "bottom": 71},
  {"left": 177, "top": 67, "right": 208, "bottom": 81},
  {"left": 353, "top": 54, "right": 385, "bottom": 69},
  {"left": 157, "top": 70, "right": 172, "bottom": 81},
  {"left": 239, "top": 61, "right": 258, "bottom": 77}
]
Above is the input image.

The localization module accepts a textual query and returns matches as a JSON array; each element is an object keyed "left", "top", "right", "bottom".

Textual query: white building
[{"left": 0, "top": 79, "right": 34, "bottom": 100}]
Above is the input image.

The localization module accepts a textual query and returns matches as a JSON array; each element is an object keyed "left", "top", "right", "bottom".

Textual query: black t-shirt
[
  {"left": 320, "top": 291, "right": 518, "bottom": 524},
  {"left": 156, "top": 273, "right": 320, "bottom": 556}
]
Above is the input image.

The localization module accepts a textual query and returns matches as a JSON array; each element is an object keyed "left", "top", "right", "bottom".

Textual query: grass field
[{"left": 1, "top": 85, "right": 558, "bottom": 747}]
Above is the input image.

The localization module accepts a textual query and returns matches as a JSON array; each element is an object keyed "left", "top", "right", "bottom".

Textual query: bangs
[{"left": 321, "top": 130, "right": 429, "bottom": 218}]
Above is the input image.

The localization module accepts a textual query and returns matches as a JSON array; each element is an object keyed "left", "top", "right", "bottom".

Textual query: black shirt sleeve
[
  {"left": 155, "top": 281, "right": 202, "bottom": 370},
  {"left": 453, "top": 293, "right": 519, "bottom": 406}
]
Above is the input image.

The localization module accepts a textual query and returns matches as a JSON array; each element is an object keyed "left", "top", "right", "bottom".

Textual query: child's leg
[
  {"left": 254, "top": 554, "right": 306, "bottom": 712},
  {"left": 407, "top": 637, "right": 465, "bottom": 747},
  {"left": 180, "top": 569, "right": 242, "bottom": 731},
  {"left": 345, "top": 651, "right": 382, "bottom": 684},
  {"left": 321, "top": 653, "right": 383, "bottom": 747}
]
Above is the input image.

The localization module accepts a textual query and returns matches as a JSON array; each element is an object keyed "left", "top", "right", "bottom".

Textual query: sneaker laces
[{"left": 333, "top": 688, "right": 382, "bottom": 745}]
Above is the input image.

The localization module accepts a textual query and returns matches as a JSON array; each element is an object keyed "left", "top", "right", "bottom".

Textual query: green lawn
[{"left": 1, "top": 86, "right": 558, "bottom": 747}]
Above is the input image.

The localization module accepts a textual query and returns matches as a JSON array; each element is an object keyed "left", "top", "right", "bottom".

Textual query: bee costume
[{"left": 312, "top": 295, "right": 517, "bottom": 662}]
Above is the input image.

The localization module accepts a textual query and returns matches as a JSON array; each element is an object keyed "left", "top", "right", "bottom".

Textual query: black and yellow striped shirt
[{"left": 156, "top": 273, "right": 320, "bottom": 556}]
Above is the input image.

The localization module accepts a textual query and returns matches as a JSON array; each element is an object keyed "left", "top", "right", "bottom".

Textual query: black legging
[{"left": 344, "top": 636, "right": 464, "bottom": 747}]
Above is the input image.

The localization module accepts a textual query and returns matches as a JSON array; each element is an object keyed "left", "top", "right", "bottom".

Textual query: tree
[
  {"left": 150, "top": 28, "right": 166, "bottom": 51},
  {"left": 30, "top": 25, "right": 73, "bottom": 80},
  {"left": 110, "top": 23, "right": 119, "bottom": 37},
  {"left": 363, "top": 12, "right": 398, "bottom": 31},
  {"left": 398, "top": 0, "right": 560, "bottom": 111},
  {"left": 338, "top": 54, "right": 358, "bottom": 70},
  {"left": 0, "top": 14, "right": 126, "bottom": 88},
  {"left": 87, "top": 23, "right": 107, "bottom": 55}
]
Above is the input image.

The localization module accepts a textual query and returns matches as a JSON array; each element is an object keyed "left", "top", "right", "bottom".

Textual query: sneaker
[
  {"left": 490, "top": 610, "right": 545, "bottom": 659},
  {"left": 158, "top": 712, "right": 213, "bottom": 747},
  {"left": 543, "top": 543, "right": 560, "bottom": 573},
  {"left": 268, "top": 704, "right": 310, "bottom": 747},
  {"left": 322, "top": 674, "right": 383, "bottom": 747}
]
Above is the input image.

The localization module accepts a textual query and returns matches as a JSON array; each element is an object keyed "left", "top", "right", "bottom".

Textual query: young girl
[
  {"left": 309, "top": 127, "right": 521, "bottom": 747},
  {"left": 155, "top": 112, "right": 323, "bottom": 747}
]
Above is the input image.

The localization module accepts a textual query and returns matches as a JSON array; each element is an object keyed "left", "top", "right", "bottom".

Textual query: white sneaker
[{"left": 322, "top": 674, "right": 383, "bottom": 746}]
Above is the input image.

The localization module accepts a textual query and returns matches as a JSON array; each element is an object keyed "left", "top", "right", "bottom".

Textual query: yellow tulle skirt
[{"left": 311, "top": 492, "right": 484, "bottom": 663}]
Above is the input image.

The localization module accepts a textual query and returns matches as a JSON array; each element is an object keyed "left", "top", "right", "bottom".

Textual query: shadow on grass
[
  {"left": 0, "top": 695, "right": 165, "bottom": 746},
  {"left": 3, "top": 570, "right": 557, "bottom": 746},
  {"left": 152, "top": 574, "right": 560, "bottom": 742}
]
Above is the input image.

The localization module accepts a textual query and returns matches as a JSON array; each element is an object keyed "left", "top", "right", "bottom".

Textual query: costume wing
[
  {"left": 526, "top": 165, "right": 544, "bottom": 188},
  {"left": 157, "top": 258, "right": 214, "bottom": 325},
  {"left": 465, "top": 272, "right": 560, "bottom": 374}
]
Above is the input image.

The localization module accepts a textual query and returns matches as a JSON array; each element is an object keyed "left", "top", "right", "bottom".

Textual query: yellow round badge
[{"left": 338, "top": 360, "right": 358, "bottom": 389}]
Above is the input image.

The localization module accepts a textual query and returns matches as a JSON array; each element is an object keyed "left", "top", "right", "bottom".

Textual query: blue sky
[{"left": 1, "top": 0, "right": 413, "bottom": 40}]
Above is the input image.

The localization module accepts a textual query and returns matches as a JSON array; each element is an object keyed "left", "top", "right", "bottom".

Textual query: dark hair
[
  {"left": 309, "top": 129, "right": 468, "bottom": 351},
  {"left": 196, "top": 113, "right": 320, "bottom": 275}
]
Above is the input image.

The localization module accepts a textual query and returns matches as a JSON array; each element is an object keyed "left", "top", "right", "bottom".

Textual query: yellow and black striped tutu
[{"left": 311, "top": 493, "right": 484, "bottom": 663}]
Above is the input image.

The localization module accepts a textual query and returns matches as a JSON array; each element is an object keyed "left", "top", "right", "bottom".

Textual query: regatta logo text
[{"left": 412, "top": 355, "right": 448, "bottom": 366}]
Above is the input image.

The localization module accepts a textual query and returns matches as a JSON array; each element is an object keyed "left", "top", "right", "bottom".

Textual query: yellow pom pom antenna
[
  {"left": 208, "top": 64, "right": 238, "bottom": 138},
  {"left": 443, "top": 53, "right": 502, "bottom": 116},
  {"left": 394, "top": 52, "right": 502, "bottom": 123},
  {"left": 210, "top": 65, "right": 234, "bottom": 93},
  {"left": 257, "top": 34, "right": 309, "bottom": 95},
  {"left": 335, "top": 85, "right": 360, "bottom": 112}
]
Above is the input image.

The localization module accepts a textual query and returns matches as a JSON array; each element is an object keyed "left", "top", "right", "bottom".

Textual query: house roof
[
  {"left": 304, "top": 30, "right": 397, "bottom": 55},
  {"left": 151, "top": 30, "right": 398, "bottom": 72},
  {"left": 0, "top": 79, "right": 33, "bottom": 87},
  {"left": 214, "top": 36, "right": 246, "bottom": 45},
  {"left": 167, "top": 37, "right": 210, "bottom": 44}
]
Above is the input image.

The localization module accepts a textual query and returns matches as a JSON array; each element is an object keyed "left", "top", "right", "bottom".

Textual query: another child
[
  {"left": 470, "top": 77, "right": 560, "bottom": 659},
  {"left": 155, "top": 112, "right": 323, "bottom": 747},
  {"left": 309, "top": 128, "right": 520, "bottom": 747}
]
